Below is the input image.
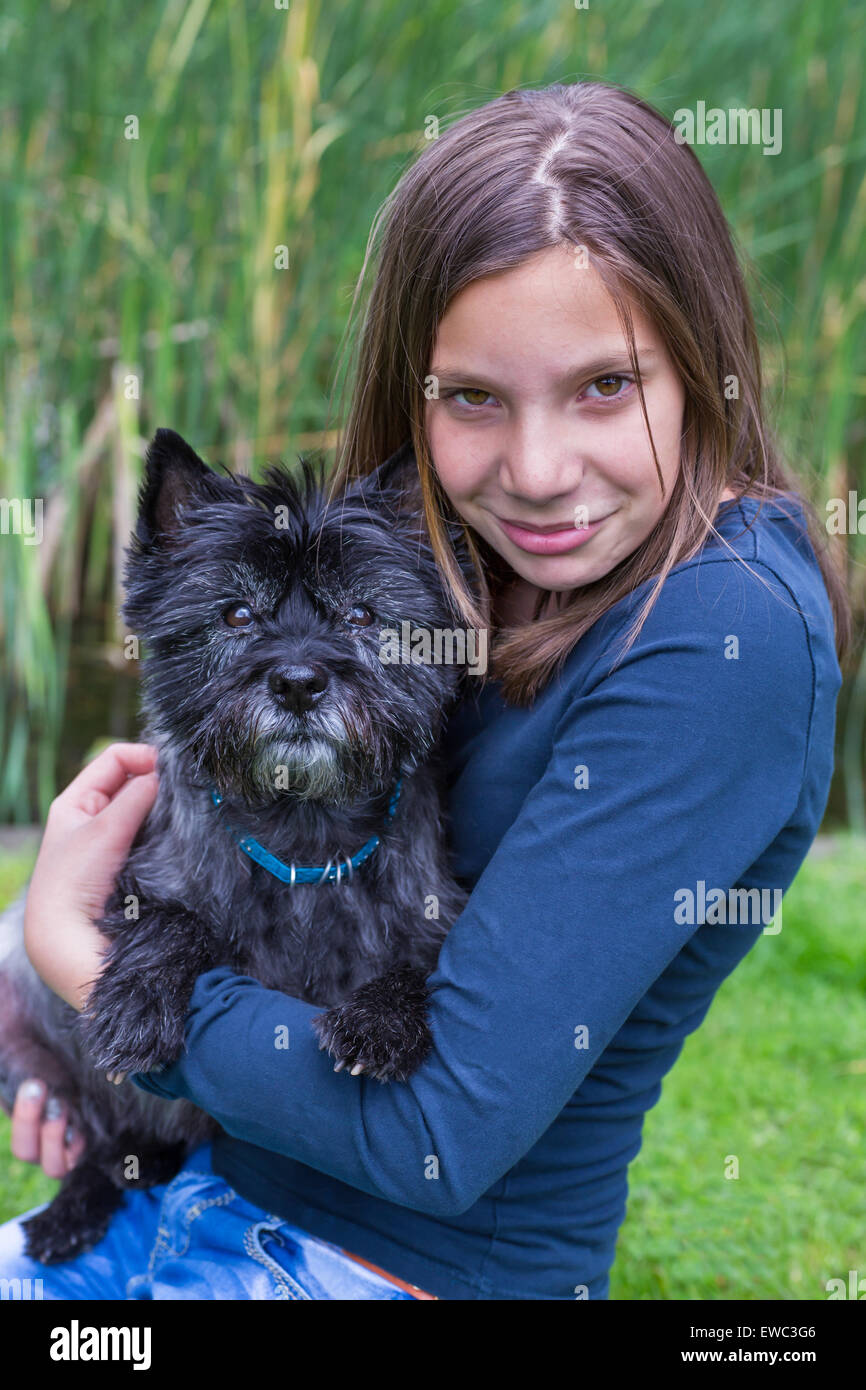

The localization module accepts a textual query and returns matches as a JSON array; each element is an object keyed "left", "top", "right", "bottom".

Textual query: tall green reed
[{"left": 0, "top": 0, "right": 863, "bottom": 822}]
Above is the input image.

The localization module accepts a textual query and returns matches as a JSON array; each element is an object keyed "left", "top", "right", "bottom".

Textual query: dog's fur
[{"left": 0, "top": 428, "right": 470, "bottom": 1262}]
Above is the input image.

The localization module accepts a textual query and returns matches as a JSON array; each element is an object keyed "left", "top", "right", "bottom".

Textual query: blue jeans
[{"left": 0, "top": 1143, "right": 419, "bottom": 1299}]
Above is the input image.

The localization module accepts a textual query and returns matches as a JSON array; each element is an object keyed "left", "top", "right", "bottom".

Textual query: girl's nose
[{"left": 496, "top": 434, "right": 585, "bottom": 506}]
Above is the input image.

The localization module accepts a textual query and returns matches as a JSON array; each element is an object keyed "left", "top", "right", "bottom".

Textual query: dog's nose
[{"left": 268, "top": 663, "right": 329, "bottom": 713}]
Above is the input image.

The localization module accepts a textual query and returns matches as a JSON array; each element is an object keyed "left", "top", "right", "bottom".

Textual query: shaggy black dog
[{"left": 0, "top": 428, "right": 471, "bottom": 1262}]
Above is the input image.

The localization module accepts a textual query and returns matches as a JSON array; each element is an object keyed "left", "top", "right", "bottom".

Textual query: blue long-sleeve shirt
[{"left": 132, "top": 494, "right": 841, "bottom": 1299}]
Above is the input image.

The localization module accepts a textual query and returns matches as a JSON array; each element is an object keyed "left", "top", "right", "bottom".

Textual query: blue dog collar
[{"left": 209, "top": 779, "right": 403, "bottom": 885}]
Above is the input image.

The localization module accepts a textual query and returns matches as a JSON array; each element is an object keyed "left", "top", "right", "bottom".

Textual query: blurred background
[{"left": 0, "top": 0, "right": 863, "bottom": 1298}]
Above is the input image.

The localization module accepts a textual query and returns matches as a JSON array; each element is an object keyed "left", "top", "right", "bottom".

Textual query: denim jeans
[{"left": 0, "top": 1143, "right": 420, "bottom": 1299}]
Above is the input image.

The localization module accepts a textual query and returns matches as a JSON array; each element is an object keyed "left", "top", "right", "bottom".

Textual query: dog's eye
[
  {"left": 345, "top": 603, "right": 374, "bottom": 628},
  {"left": 223, "top": 603, "right": 255, "bottom": 628}
]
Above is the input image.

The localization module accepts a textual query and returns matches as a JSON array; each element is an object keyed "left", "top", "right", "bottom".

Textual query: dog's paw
[
  {"left": 311, "top": 966, "right": 432, "bottom": 1083},
  {"left": 21, "top": 1205, "right": 96, "bottom": 1265},
  {"left": 79, "top": 978, "right": 186, "bottom": 1076},
  {"left": 21, "top": 1176, "right": 121, "bottom": 1265}
]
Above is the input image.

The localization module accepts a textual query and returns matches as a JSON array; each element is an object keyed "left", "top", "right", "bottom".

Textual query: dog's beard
[
  {"left": 178, "top": 689, "right": 409, "bottom": 807},
  {"left": 248, "top": 733, "right": 346, "bottom": 802}
]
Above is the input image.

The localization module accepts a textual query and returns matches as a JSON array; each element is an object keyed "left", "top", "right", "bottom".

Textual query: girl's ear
[{"left": 136, "top": 428, "right": 229, "bottom": 546}]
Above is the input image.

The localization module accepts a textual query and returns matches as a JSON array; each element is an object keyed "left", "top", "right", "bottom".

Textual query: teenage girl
[{"left": 1, "top": 80, "right": 848, "bottom": 1300}]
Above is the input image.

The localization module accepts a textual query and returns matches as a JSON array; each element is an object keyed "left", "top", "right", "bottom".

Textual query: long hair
[{"left": 325, "top": 80, "right": 852, "bottom": 704}]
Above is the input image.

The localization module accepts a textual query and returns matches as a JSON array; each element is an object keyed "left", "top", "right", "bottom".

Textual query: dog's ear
[
  {"left": 353, "top": 438, "right": 421, "bottom": 510},
  {"left": 136, "top": 429, "right": 229, "bottom": 546}
]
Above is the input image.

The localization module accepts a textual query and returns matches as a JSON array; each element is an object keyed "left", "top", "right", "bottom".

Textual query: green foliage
[{"left": 1, "top": 0, "right": 864, "bottom": 819}]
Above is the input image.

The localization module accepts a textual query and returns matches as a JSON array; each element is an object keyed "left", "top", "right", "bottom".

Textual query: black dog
[{"left": 0, "top": 428, "right": 470, "bottom": 1263}]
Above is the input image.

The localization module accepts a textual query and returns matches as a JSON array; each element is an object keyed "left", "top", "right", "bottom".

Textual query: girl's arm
[{"left": 129, "top": 560, "right": 829, "bottom": 1216}]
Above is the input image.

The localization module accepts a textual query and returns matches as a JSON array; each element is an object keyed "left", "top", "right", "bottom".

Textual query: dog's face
[{"left": 123, "top": 429, "right": 470, "bottom": 805}]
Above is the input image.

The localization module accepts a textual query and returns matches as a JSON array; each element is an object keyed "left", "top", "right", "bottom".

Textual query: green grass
[
  {"left": 0, "top": 845, "right": 58, "bottom": 1223},
  {"left": 1, "top": 836, "right": 863, "bottom": 1298},
  {"left": 611, "top": 835, "right": 866, "bottom": 1300}
]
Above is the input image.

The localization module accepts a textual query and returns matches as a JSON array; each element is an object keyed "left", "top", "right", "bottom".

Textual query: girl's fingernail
[
  {"left": 19, "top": 1081, "right": 44, "bottom": 1101},
  {"left": 44, "top": 1096, "right": 64, "bottom": 1120}
]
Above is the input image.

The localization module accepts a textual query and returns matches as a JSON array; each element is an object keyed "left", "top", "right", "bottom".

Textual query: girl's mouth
[{"left": 495, "top": 513, "right": 611, "bottom": 555}]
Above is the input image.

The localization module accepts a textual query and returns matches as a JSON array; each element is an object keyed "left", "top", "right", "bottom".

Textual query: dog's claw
[
  {"left": 333, "top": 1059, "right": 346, "bottom": 1072},
  {"left": 105, "top": 1071, "right": 127, "bottom": 1086},
  {"left": 350, "top": 1063, "right": 365, "bottom": 1076}
]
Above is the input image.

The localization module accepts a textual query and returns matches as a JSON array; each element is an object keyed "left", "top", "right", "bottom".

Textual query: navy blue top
[{"left": 132, "top": 495, "right": 841, "bottom": 1299}]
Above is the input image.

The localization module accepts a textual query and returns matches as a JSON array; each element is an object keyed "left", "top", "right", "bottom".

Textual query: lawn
[
  {"left": 611, "top": 835, "right": 866, "bottom": 1300},
  {"left": 0, "top": 835, "right": 862, "bottom": 1298}
]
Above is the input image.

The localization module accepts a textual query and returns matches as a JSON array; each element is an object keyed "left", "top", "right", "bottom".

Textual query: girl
[{"left": 2, "top": 80, "right": 848, "bottom": 1300}]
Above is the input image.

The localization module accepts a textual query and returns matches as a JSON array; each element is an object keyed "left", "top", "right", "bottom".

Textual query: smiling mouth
[
  {"left": 494, "top": 511, "right": 615, "bottom": 556},
  {"left": 498, "top": 516, "right": 602, "bottom": 534}
]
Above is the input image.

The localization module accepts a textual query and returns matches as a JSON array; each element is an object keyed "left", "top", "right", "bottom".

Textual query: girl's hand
[
  {"left": 23, "top": 742, "right": 160, "bottom": 1014},
  {"left": 10, "top": 1079, "right": 87, "bottom": 1178}
]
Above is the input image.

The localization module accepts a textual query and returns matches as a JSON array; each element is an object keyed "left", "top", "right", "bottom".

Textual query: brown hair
[{"left": 325, "top": 79, "right": 852, "bottom": 703}]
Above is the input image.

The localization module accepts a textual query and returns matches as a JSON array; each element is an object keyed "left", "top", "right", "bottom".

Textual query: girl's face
[{"left": 424, "top": 246, "right": 692, "bottom": 600}]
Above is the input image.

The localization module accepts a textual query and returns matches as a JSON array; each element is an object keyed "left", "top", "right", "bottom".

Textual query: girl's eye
[
  {"left": 223, "top": 603, "right": 255, "bottom": 628},
  {"left": 443, "top": 377, "right": 634, "bottom": 409},
  {"left": 345, "top": 603, "right": 375, "bottom": 627},
  {"left": 445, "top": 387, "right": 496, "bottom": 409},
  {"left": 584, "top": 374, "right": 633, "bottom": 401}
]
